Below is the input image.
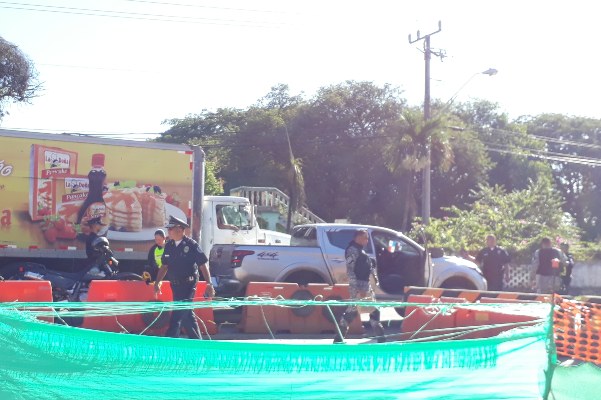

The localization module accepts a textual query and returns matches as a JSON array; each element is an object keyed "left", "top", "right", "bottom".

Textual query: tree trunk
[{"left": 401, "top": 173, "right": 415, "bottom": 230}]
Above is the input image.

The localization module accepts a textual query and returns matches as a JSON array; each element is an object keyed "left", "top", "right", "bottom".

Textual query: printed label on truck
[{"left": 257, "top": 251, "right": 279, "bottom": 261}]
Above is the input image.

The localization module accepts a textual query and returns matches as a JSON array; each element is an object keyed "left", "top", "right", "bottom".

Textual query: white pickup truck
[{"left": 210, "top": 223, "right": 487, "bottom": 300}]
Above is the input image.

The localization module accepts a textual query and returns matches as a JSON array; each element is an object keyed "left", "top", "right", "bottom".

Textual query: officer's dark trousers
[
  {"left": 484, "top": 270, "right": 503, "bottom": 292},
  {"left": 166, "top": 282, "right": 201, "bottom": 339}
]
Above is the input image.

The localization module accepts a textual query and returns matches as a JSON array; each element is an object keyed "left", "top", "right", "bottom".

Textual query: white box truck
[{"left": 0, "top": 129, "right": 286, "bottom": 276}]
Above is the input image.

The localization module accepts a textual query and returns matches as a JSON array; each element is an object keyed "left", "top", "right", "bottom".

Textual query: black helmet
[{"left": 92, "top": 236, "right": 110, "bottom": 250}]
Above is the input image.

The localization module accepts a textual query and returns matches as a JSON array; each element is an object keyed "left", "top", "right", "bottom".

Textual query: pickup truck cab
[{"left": 211, "top": 223, "right": 486, "bottom": 300}]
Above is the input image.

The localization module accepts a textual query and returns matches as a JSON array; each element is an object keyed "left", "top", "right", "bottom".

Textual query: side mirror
[{"left": 430, "top": 247, "right": 445, "bottom": 258}]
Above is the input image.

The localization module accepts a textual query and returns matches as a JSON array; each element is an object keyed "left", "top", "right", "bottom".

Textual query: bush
[{"left": 411, "top": 179, "right": 581, "bottom": 263}]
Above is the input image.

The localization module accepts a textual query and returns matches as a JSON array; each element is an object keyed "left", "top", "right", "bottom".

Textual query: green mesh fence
[{"left": 0, "top": 300, "right": 554, "bottom": 400}]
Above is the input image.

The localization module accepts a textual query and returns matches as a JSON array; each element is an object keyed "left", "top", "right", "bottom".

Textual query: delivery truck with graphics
[{"left": 0, "top": 129, "right": 286, "bottom": 278}]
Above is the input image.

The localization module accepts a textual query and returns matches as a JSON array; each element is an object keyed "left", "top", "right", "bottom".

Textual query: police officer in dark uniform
[
  {"left": 153, "top": 216, "right": 215, "bottom": 339},
  {"left": 85, "top": 217, "right": 106, "bottom": 264},
  {"left": 475, "top": 234, "right": 511, "bottom": 291}
]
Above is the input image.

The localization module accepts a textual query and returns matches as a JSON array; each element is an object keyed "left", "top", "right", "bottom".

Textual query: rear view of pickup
[{"left": 211, "top": 223, "right": 481, "bottom": 300}]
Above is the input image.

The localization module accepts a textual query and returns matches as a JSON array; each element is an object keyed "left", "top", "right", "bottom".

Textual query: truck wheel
[
  {"left": 440, "top": 277, "right": 477, "bottom": 290},
  {"left": 284, "top": 271, "right": 324, "bottom": 287},
  {"left": 290, "top": 289, "right": 315, "bottom": 317}
]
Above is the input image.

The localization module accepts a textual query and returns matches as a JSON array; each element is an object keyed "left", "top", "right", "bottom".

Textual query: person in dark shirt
[
  {"left": 85, "top": 217, "right": 106, "bottom": 263},
  {"left": 531, "top": 237, "right": 566, "bottom": 294},
  {"left": 154, "top": 216, "right": 214, "bottom": 339},
  {"left": 560, "top": 243, "right": 574, "bottom": 294},
  {"left": 334, "top": 229, "right": 385, "bottom": 344},
  {"left": 475, "top": 234, "right": 511, "bottom": 292}
]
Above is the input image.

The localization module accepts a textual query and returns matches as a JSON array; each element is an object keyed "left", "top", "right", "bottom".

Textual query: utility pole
[{"left": 409, "top": 21, "right": 442, "bottom": 225}]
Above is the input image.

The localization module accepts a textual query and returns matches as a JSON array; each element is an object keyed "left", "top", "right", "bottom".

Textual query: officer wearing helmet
[
  {"left": 154, "top": 216, "right": 215, "bottom": 339},
  {"left": 85, "top": 217, "right": 106, "bottom": 264}
]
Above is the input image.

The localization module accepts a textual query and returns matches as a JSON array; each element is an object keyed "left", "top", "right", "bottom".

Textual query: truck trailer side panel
[{"left": 0, "top": 130, "right": 200, "bottom": 265}]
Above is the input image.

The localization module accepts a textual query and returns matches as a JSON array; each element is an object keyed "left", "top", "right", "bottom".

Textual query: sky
[{"left": 1, "top": 0, "right": 600, "bottom": 139}]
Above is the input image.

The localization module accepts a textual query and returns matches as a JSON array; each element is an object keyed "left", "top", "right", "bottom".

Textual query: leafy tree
[
  {"left": 413, "top": 179, "right": 580, "bottom": 262},
  {"left": 384, "top": 108, "right": 454, "bottom": 229},
  {"left": 0, "top": 36, "right": 41, "bottom": 119},
  {"left": 204, "top": 161, "right": 223, "bottom": 195},
  {"left": 524, "top": 114, "right": 601, "bottom": 240},
  {"left": 452, "top": 100, "right": 551, "bottom": 191},
  {"left": 294, "top": 81, "right": 406, "bottom": 225}
]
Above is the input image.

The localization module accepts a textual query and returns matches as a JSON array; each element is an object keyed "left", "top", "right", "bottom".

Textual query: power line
[
  {"left": 487, "top": 127, "right": 601, "bottom": 151},
  {"left": 6, "top": 125, "right": 600, "bottom": 166},
  {"left": 0, "top": 1, "right": 283, "bottom": 27},
  {"left": 483, "top": 145, "right": 601, "bottom": 167},
  {"left": 121, "top": 0, "right": 292, "bottom": 14}
]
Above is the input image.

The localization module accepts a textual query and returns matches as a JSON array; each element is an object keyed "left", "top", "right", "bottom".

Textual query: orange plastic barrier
[
  {"left": 82, "top": 280, "right": 216, "bottom": 336},
  {"left": 554, "top": 296, "right": 601, "bottom": 364},
  {"left": 240, "top": 282, "right": 300, "bottom": 333},
  {"left": 405, "top": 286, "right": 550, "bottom": 302},
  {"left": 400, "top": 295, "right": 467, "bottom": 340},
  {"left": 307, "top": 283, "right": 363, "bottom": 335},
  {"left": 479, "top": 297, "right": 539, "bottom": 304},
  {"left": 454, "top": 306, "right": 539, "bottom": 339},
  {"left": 0, "top": 280, "right": 54, "bottom": 322},
  {"left": 240, "top": 283, "right": 365, "bottom": 335}
]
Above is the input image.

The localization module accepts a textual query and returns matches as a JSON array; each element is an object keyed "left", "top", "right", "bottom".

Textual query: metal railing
[{"left": 230, "top": 186, "right": 325, "bottom": 225}]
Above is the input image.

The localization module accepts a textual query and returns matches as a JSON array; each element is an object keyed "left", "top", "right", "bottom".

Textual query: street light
[
  {"left": 442, "top": 68, "right": 498, "bottom": 111},
  {"left": 421, "top": 68, "right": 498, "bottom": 225}
]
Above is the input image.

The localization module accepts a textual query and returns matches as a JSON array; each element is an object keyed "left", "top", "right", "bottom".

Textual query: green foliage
[
  {"left": 523, "top": 114, "right": 601, "bottom": 241},
  {"left": 412, "top": 179, "right": 580, "bottom": 262},
  {"left": 0, "top": 36, "right": 41, "bottom": 119},
  {"left": 204, "top": 161, "right": 223, "bottom": 195},
  {"left": 157, "top": 82, "right": 601, "bottom": 259}
]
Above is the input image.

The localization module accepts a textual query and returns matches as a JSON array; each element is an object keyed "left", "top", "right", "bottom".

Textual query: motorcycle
[{"left": 0, "top": 236, "right": 143, "bottom": 303}]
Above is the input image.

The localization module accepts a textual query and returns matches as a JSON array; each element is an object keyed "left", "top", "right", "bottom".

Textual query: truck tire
[
  {"left": 440, "top": 277, "right": 477, "bottom": 290},
  {"left": 290, "top": 289, "right": 315, "bottom": 317},
  {"left": 284, "top": 271, "right": 324, "bottom": 287}
]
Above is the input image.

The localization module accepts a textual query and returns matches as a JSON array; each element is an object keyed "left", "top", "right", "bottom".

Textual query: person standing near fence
[
  {"left": 531, "top": 237, "right": 566, "bottom": 294},
  {"left": 474, "top": 234, "right": 511, "bottom": 292},
  {"left": 334, "top": 229, "right": 385, "bottom": 344},
  {"left": 560, "top": 243, "right": 574, "bottom": 294}
]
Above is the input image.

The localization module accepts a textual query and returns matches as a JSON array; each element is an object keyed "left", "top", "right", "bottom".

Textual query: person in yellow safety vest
[{"left": 147, "top": 229, "right": 166, "bottom": 280}]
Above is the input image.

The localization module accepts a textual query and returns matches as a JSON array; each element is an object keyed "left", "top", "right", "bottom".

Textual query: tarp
[
  {"left": 550, "top": 363, "right": 601, "bottom": 400},
  {"left": 0, "top": 301, "right": 555, "bottom": 400}
]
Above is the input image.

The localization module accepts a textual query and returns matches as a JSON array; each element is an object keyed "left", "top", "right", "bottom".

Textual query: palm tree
[
  {"left": 283, "top": 125, "right": 306, "bottom": 233},
  {"left": 385, "top": 108, "right": 454, "bottom": 230}
]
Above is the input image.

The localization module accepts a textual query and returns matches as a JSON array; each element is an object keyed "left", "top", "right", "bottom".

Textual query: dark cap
[
  {"left": 154, "top": 229, "right": 166, "bottom": 237},
  {"left": 165, "top": 215, "right": 189, "bottom": 229},
  {"left": 87, "top": 217, "right": 106, "bottom": 226}
]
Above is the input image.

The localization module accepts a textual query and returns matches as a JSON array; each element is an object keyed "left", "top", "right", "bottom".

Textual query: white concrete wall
[{"left": 570, "top": 261, "right": 601, "bottom": 288}]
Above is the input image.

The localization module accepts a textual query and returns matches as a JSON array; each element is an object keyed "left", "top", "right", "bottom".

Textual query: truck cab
[{"left": 200, "top": 196, "right": 290, "bottom": 255}]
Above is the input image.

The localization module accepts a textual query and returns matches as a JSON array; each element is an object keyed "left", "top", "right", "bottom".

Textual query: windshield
[{"left": 216, "top": 204, "right": 252, "bottom": 229}]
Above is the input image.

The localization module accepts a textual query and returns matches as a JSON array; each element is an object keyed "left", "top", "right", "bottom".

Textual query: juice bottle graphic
[{"left": 77, "top": 154, "right": 107, "bottom": 227}]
